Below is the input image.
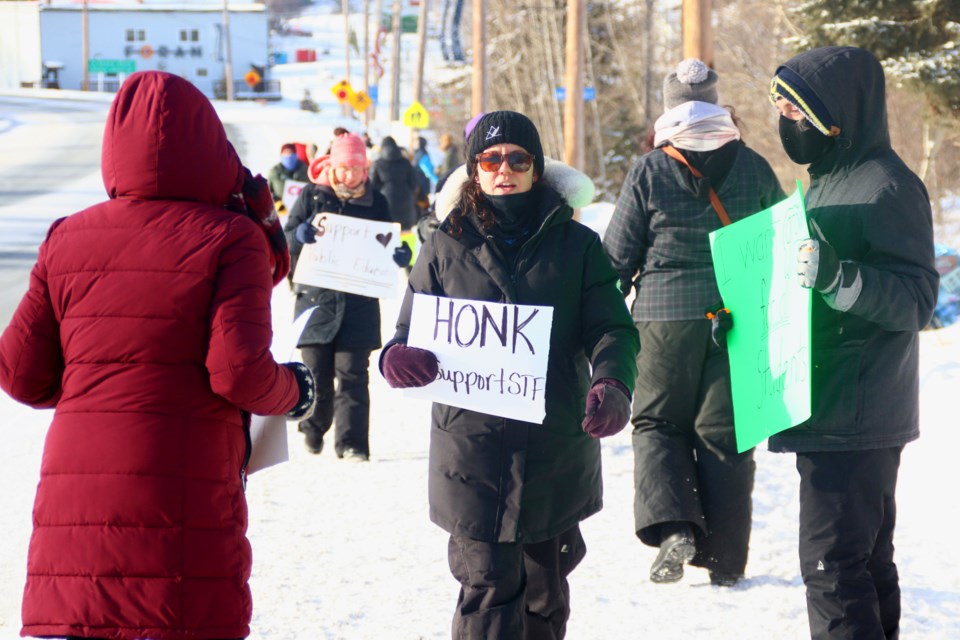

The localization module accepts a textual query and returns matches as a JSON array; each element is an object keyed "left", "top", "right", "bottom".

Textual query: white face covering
[{"left": 653, "top": 101, "right": 742, "bottom": 151}]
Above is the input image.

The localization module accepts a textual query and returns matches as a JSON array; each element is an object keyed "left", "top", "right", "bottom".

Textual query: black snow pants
[
  {"left": 631, "top": 320, "right": 755, "bottom": 576},
  {"left": 299, "top": 344, "right": 372, "bottom": 457},
  {"left": 796, "top": 446, "right": 903, "bottom": 640},
  {"left": 447, "top": 525, "right": 586, "bottom": 640}
]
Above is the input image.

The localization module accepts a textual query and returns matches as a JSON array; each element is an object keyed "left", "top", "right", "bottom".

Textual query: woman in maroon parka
[{"left": 0, "top": 71, "right": 315, "bottom": 640}]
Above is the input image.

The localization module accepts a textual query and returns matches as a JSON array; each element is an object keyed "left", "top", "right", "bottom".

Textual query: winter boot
[
  {"left": 298, "top": 424, "right": 324, "bottom": 455},
  {"left": 339, "top": 446, "right": 369, "bottom": 462},
  {"left": 709, "top": 571, "right": 743, "bottom": 587},
  {"left": 650, "top": 522, "right": 696, "bottom": 584}
]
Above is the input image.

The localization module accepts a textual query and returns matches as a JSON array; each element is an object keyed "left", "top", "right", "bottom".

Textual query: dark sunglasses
[{"left": 475, "top": 150, "right": 534, "bottom": 173}]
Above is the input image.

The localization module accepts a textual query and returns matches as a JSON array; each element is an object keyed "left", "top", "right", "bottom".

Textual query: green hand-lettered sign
[{"left": 709, "top": 183, "right": 811, "bottom": 452}]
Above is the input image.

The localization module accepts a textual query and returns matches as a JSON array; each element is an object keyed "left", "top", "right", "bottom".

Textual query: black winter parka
[
  {"left": 371, "top": 139, "right": 420, "bottom": 230},
  {"left": 768, "top": 47, "right": 939, "bottom": 453},
  {"left": 386, "top": 185, "right": 639, "bottom": 543},
  {"left": 285, "top": 182, "right": 392, "bottom": 349}
]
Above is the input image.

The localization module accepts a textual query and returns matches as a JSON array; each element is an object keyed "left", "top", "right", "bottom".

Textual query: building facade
[{"left": 1, "top": 2, "right": 269, "bottom": 98}]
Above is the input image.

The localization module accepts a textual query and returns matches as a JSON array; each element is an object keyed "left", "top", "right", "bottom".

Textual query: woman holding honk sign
[{"left": 379, "top": 111, "right": 638, "bottom": 637}]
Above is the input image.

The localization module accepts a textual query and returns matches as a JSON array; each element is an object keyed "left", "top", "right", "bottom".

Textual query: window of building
[
  {"left": 190, "top": 29, "right": 199, "bottom": 42},
  {"left": 126, "top": 29, "right": 134, "bottom": 42},
  {"left": 138, "top": 30, "right": 146, "bottom": 41},
  {"left": 126, "top": 29, "right": 146, "bottom": 42},
  {"left": 196, "top": 68, "right": 208, "bottom": 77}
]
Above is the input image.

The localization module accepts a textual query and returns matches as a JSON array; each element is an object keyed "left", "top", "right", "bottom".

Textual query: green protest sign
[{"left": 709, "top": 183, "right": 811, "bottom": 452}]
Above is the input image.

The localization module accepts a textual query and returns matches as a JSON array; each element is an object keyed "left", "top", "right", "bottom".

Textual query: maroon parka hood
[{"left": 101, "top": 70, "right": 244, "bottom": 205}]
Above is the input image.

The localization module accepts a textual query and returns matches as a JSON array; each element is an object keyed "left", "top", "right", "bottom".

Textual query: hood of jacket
[
  {"left": 101, "top": 70, "right": 244, "bottom": 206},
  {"left": 434, "top": 158, "right": 595, "bottom": 222},
  {"left": 776, "top": 46, "right": 891, "bottom": 174},
  {"left": 379, "top": 137, "right": 405, "bottom": 162}
]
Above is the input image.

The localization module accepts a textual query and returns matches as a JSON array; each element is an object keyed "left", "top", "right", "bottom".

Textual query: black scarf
[{"left": 483, "top": 190, "right": 540, "bottom": 265}]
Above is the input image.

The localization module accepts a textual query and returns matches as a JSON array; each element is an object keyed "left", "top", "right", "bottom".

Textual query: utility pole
[
  {"left": 563, "top": 0, "right": 584, "bottom": 171},
  {"left": 411, "top": 0, "right": 429, "bottom": 149},
  {"left": 343, "top": 0, "right": 351, "bottom": 117},
  {"left": 363, "top": 0, "right": 370, "bottom": 127},
  {"left": 222, "top": 0, "right": 234, "bottom": 101},
  {"left": 471, "top": 0, "right": 486, "bottom": 116},
  {"left": 644, "top": 0, "right": 654, "bottom": 122},
  {"left": 81, "top": 0, "right": 89, "bottom": 91},
  {"left": 389, "top": 0, "right": 402, "bottom": 120},
  {"left": 682, "top": 0, "right": 713, "bottom": 67},
  {"left": 412, "top": 0, "right": 428, "bottom": 103},
  {"left": 372, "top": 0, "right": 383, "bottom": 121}
]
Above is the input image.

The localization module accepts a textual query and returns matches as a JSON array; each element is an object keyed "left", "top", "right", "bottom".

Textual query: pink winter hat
[{"left": 329, "top": 132, "right": 368, "bottom": 167}]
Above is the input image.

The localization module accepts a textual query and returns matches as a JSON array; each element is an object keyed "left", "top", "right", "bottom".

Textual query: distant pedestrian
[
  {"left": 267, "top": 142, "right": 309, "bottom": 207},
  {"left": 769, "top": 46, "right": 939, "bottom": 639},
  {"left": 380, "top": 110, "right": 639, "bottom": 637},
  {"left": 370, "top": 135, "right": 421, "bottom": 231},
  {"left": 604, "top": 58, "right": 785, "bottom": 587},
  {"left": 0, "top": 70, "right": 316, "bottom": 640},
  {"left": 437, "top": 132, "right": 461, "bottom": 181},
  {"left": 285, "top": 132, "right": 411, "bottom": 461},
  {"left": 414, "top": 136, "right": 439, "bottom": 189}
]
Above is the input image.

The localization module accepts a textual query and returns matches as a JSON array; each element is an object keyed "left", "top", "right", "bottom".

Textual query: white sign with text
[
  {"left": 282, "top": 179, "right": 308, "bottom": 212},
  {"left": 292, "top": 213, "right": 402, "bottom": 298},
  {"left": 247, "top": 306, "right": 319, "bottom": 475},
  {"left": 404, "top": 293, "right": 554, "bottom": 424}
]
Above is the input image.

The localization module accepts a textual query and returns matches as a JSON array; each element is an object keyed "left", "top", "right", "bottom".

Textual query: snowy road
[
  {"left": 0, "top": 70, "right": 958, "bottom": 639},
  {"left": 0, "top": 95, "right": 109, "bottom": 324}
]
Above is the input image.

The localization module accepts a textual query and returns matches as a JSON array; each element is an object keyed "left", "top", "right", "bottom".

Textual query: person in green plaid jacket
[{"left": 603, "top": 59, "right": 785, "bottom": 588}]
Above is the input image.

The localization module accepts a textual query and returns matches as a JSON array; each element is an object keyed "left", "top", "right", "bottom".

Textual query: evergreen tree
[{"left": 785, "top": 0, "right": 960, "bottom": 120}]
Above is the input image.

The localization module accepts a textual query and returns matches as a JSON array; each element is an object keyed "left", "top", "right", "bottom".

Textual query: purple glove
[
  {"left": 381, "top": 344, "right": 439, "bottom": 388},
  {"left": 582, "top": 378, "right": 632, "bottom": 438}
]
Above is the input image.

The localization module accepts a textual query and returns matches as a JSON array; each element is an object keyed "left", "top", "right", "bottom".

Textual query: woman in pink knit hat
[{"left": 284, "top": 132, "right": 412, "bottom": 460}]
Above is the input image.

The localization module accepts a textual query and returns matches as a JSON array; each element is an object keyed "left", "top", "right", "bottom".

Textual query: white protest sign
[
  {"left": 282, "top": 179, "right": 308, "bottom": 212},
  {"left": 247, "top": 306, "right": 318, "bottom": 475},
  {"left": 404, "top": 293, "right": 554, "bottom": 424},
  {"left": 292, "top": 213, "right": 402, "bottom": 298}
]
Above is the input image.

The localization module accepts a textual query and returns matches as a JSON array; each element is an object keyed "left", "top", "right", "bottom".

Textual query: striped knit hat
[{"left": 770, "top": 66, "right": 841, "bottom": 137}]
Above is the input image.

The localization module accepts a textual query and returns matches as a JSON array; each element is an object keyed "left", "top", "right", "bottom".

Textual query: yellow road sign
[
  {"left": 402, "top": 101, "right": 430, "bottom": 129},
  {"left": 350, "top": 90, "right": 372, "bottom": 113},
  {"left": 331, "top": 79, "right": 356, "bottom": 104}
]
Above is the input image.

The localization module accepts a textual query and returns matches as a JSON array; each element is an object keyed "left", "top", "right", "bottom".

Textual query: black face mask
[{"left": 778, "top": 116, "right": 835, "bottom": 165}]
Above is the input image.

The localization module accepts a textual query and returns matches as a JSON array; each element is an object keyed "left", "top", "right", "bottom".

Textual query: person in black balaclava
[
  {"left": 377, "top": 111, "right": 639, "bottom": 638},
  {"left": 769, "top": 47, "right": 939, "bottom": 640}
]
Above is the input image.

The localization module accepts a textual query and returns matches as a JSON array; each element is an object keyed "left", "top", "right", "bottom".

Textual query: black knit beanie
[{"left": 465, "top": 111, "right": 545, "bottom": 177}]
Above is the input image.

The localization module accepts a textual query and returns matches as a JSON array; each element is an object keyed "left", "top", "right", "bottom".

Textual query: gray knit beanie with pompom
[{"left": 662, "top": 58, "right": 719, "bottom": 109}]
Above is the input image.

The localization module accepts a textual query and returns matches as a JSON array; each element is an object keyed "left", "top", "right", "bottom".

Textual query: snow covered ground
[{"left": 1, "top": 2, "right": 960, "bottom": 638}]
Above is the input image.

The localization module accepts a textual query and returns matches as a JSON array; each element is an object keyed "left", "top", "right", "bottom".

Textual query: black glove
[
  {"left": 393, "top": 243, "right": 413, "bottom": 267},
  {"left": 295, "top": 221, "right": 317, "bottom": 245},
  {"left": 282, "top": 362, "right": 317, "bottom": 420},
  {"left": 797, "top": 238, "right": 841, "bottom": 293},
  {"left": 708, "top": 307, "right": 733, "bottom": 349},
  {"left": 618, "top": 276, "right": 633, "bottom": 299}
]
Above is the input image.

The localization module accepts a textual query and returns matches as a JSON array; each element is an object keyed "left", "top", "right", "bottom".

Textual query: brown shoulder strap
[{"left": 661, "top": 145, "right": 732, "bottom": 227}]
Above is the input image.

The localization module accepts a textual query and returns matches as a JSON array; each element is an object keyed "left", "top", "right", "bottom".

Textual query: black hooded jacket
[
  {"left": 768, "top": 47, "right": 939, "bottom": 453},
  {"left": 371, "top": 138, "right": 420, "bottom": 230},
  {"left": 384, "top": 179, "right": 639, "bottom": 543}
]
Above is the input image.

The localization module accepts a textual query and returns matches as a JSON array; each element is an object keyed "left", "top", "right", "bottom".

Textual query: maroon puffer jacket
[{"left": 0, "top": 71, "right": 299, "bottom": 639}]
